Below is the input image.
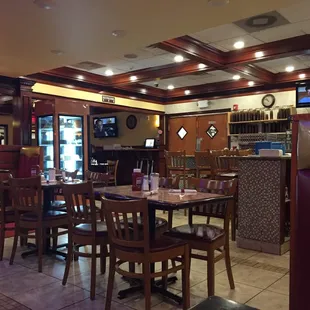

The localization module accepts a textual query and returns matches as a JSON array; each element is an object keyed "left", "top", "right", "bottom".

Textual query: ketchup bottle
[{"left": 132, "top": 169, "right": 144, "bottom": 191}]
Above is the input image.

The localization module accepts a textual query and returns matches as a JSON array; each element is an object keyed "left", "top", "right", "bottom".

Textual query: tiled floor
[{"left": 0, "top": 211, "right": 290, "bottom": 310}]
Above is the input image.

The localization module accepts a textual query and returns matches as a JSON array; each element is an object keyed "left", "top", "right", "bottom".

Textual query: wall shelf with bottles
[{"left": 228, "top": 106, "right": 294, "bottom": 136}]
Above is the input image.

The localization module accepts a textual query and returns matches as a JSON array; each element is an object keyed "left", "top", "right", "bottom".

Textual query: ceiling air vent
[
  {"left": 234, "top": 11, "right": 290, "bottom": 33},
  {"left": 72, "top": 61, "right": 105, "bottom": 71}
]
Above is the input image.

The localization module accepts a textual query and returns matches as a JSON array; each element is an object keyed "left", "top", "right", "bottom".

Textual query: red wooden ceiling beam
[
  {"left": 275, "top": 67, "right": 310, "bottom": 84},
  {"left": 226, "top": 34, "right": 310, "bottom": 65},
  {"left": 110, "top": 60, "right": 210, "bottom": 86}
]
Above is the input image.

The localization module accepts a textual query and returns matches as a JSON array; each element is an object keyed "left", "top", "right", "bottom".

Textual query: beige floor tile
[
  {"left": 268, "top": 275, "right": 289, "bottom": 295},
  {"left": 169, "top": 269, "right": 208, "bottom": 290},
  {"left": 216, "top": 264, "right": 283, "bottom": 289},
  {"left": 12, "top": 282, "right": 89, "bottom": 310},
  {"left": 190, "top": 277, "right": 262, "bottom": 304},
  {"left": 0, "top": 268, "right": 59, "bottom": 297},
  {"left": 229, "top": 242, "right": 258, "bottom": 260},
  {"left": 0, "top": 259, "right": 31, "bottom": 279},
  {"left": 190, "top": 256, "right": 236, "bottom": 275},
  {"left": 246, "top": 290, "right": 289, "bottom": 310},
  {"left": 247, "top": 252, "right": 290, "bottom": 270},
  {"left": 124, "top": 293, "right": 164, "bottom": 310}
]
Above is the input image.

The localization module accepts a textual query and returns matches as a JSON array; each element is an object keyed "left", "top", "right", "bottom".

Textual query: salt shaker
[
  {"left": 150, "top": 173, "right": 159, "bottom": 191},
  {"left": 142, "top": 175, "right": 150, "bottom": 191}
]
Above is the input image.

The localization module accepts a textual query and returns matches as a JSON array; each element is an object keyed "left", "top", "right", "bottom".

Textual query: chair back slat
[
  {"left": 195, "top": 151, "right": 212, "bottom": 168},
  {"left": 102, "top": 198, "right": 149, "bottom": 251},
  {"left": 165, "top": 150, "right": 186, "bottom": 170},
  {"left": 85, "top": 170, "right": 110, "bottom": 187},
  {"left": 159, "top": 176, "right": 180, "bottom": 189},
  {"left": 9, "top": 176, "right": 42, "bottom": 214},
  {"left": 187, "top": 178, "right": 237, "bottom": 225},
  {"left": 62, "top": 182, "right": 97, "bottom": 229}
]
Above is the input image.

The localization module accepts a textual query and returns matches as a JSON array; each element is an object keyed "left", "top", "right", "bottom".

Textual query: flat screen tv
[
  {"left": 93, "top": 117, "right": 118, "bottom": 138},
  {"left": 296, "top": 85, "right": 310, "bottom": 108}
]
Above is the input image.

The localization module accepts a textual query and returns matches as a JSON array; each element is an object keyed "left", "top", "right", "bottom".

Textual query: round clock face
[
  {"left": 262, "top": 94, "right": 276, "bottom": 108},
  {"left": 126, "top": 115, "right": 137, "bottom": 130}
]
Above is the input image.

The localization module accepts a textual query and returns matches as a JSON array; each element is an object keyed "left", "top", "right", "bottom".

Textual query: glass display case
[
  {"left": 59, "top": 115, "right": 84, "bottom": 179},
  {"left": 37, "top": 115, "right": 54, "bottom": 174}
]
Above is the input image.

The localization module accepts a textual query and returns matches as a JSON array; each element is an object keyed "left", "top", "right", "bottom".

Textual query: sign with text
[{"left": 102, "top": 95, "right": 115, "bottom": 104}]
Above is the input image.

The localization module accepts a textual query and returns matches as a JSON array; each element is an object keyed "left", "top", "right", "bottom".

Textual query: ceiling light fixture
[
  {"left": 66, "top": 85, "right": 74, "bottom": 88},
  {"left": 299, "top": 73, "right": 306, "bottom": 79},
  {"left": 248, "top": 81, "right": 254, "bottom": 86},
  {"left": 174, "top": 55, "right": 184, "bottom": 63},
  {"left": 77, "top": 75, "right": 84, "bottom": 80},
  {"left": 198, "top": 63, "right": 207, "bottom": 69},
  {"left": 33, "top": 0, "right": 55, "bottom": 9},
  {"left": 233, "top": 75, "right": 241, "bottom": 80},
  {"left": 130, "top": 75, "right": 137, "bottom": 81},
  {"left": 285, "top": 66, "right": 295, "bottom": 72},
  {"left": 184, "top": 90, "right": 191, "bottom": 95},
  {"left": 141, "top": 89, "right": 147, "bottom": 94},
  {"left": 50, "top": 49, "right": 64, "bottom": 56},
  {"left": 255, "top": 51, "right": 264, "bottom": 58},
  {"left": 234, "top": 41, "right": 245, "bottom": 49},
  {"left": 207, "top": 0, "right": 230, "bottom": 6},
  {"left": 167, "top": 85, "right": 175, "bottom": 90},
  {"left": 105, "top": 69, "right": 114, "bottom": 76},
  {"left": 111, "top": 30, "right": 126, "bottom": 38}
]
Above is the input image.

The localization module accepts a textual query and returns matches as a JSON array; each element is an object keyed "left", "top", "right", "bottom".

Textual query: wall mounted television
[
  {"left": 296, "top": 84, "right": 310, "bottom": 108},
  {"left": 93, "top": 117, "right": 118, "bottom": 138}
]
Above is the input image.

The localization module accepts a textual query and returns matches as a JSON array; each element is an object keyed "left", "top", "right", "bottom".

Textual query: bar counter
[
  {"left": 90, "top": 148, "right": 162, "bottom": 185},
  {"left": 237, "top": 155, "right": 291, "bottom": 255}
]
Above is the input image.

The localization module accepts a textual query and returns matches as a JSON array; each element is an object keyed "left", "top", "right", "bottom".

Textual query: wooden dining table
[{"left": 95, "top": 185, "right": 233, "bottom": 304}]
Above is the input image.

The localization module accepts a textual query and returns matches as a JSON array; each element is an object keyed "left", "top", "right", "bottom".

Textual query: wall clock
[
  {"left": 262, "top": 94, "right": 276, "bottom": 108},
  {"left": 126, "top": 115, "right": 137, "bottom": 130}
]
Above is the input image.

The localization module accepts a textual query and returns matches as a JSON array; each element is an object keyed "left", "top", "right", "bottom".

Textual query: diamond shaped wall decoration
[
  {"left": 177, "top": 126, "right": 188, "bottom": 140},
  {"left": 206, "top": 125, "right": 218, "bottom": 139}
]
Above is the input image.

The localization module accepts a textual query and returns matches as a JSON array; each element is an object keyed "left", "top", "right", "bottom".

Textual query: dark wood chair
[
  {"left": 9, "top": 176, "right": 68, "bottom": 272},
  {"left": 62, "top": 181, "right": 109, "bottom": 300},
  {"left": 0, "top": 170, "right": 14, "bottom": 261},
  {"left": 106, "top": 160, "right": 119, "bottom": 186},
  {"left": 85, "top": 170, "right": 110, "bottom": 188},
  {"left": 195, "top": 151, "right": 213, "bottom": 178},
  {"left": 165, "top": 178, "right": 237, "bottom": 297},
  {"left": 101, "top": 197, "right": 190, "bottom": 310}
]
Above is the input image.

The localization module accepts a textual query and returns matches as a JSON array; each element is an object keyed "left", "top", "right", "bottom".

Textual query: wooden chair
[
  {"left": 0, "top": 170, "right": 14, "bottom": 260},
  {"left": 62, "top": 181, "right": 109, "bottom": 300},
  {"left": 101, "top": 197, "right": 190, "bottom": 310},
  {"left": 106, "top": 160, "right": 119, "bottom": 186},
  {"left": 165, "top": 178, "right": 237, "bottom": 297},
  {"left": 195, "top": 151, "right": 214, "bottom": 178},
  {"left": 9, "top": 176, "right": 68, "bottom": 272}
]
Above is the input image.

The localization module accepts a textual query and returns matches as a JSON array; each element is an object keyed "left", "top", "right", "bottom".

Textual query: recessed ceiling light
[
  {"left": 141, "top": 89, "right": 147, "bottom": 94},
  {"left": 130, "top": 75, "right": 137, "bottom": 81},
  {"left": 255, "top": 51, "right": 264, "bottom": 58},
  {"left": 111, "top": 30, "right": 126, "bottom": 38},
  {"left": 66, "top": 85, "right": 74, "bottom": 88},
  {"left": 299, "top": 73, "right": 306, "bottom": 79},
  {"left": 33, "top": 0, "right": 55, "bottom": 9},
  {"left": 248, "top": 81, "right": 254, "bottom": 86},
  {"left": 167, "top": 85, "right": 175, "bottom": 90},
  {"left": 50, "top": 49, "right": 64, "bottom": 56},
  {"left": 174, "top": 55, "right": 184, "bottom": 63},
  {"left": 285, "top": 66, "right": 295, "bottom": 72},
  {"left": 233, "top": 75, "right": 241, "bottom": 80},
  {"left": 77, "top": 75, "right": 84, "bottom": 80},
  {"left": 184, "top": 90, "right": 191, "bottom": 95},
  {"left": 105, "top": 69, "right": 114, "bottom": 76},
  {"left": 207, "top": 0, "right": 229, "bottom": 6},
  {"left": 234, "top": 41, "right": 245, "bottom": 49},
  {"left": 130, "top": 96, "right": 136, "bottom": 100},
  {"left": 198, "top": 63, "right": 207, "bottom": 69}
]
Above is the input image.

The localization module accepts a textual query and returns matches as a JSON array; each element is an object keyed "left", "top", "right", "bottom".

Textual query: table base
[{"left": 118, "top": 276, "right": 181, "bottom": 304}]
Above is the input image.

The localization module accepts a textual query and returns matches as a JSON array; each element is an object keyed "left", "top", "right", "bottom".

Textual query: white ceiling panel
[
  {"left": 213, "top": 35, "right": 263, "bottom": 51},
  {"left": 255, "top": 56, "right": 309, "bottom": 73},
  {"left": 251, "top": 23, "right": 305, "bottom": 43},
  {"left": 190, "top": 23, "right": 247, "bottom": 44},
  {"left": 208, "top": 42, "right": 229, "bottom": 52},
  {"left": 278, "top": 0, "right": 310, "bottom": 23},
  {"left": 130, "top": 53, "right": 179, "bottom": 70},
  {"left": 297, "top": 19, "right": 310, "bottom": 34}
]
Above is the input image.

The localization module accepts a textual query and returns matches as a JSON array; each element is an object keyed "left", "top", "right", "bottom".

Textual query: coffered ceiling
[{"left": 24, "top": 0, "right": 310, "bottom": 103}]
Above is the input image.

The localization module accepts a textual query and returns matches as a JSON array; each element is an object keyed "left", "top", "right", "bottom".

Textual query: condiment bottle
[
  {"left": 132, "top": 168, "right": 144, "bottom": 191},
  {"left": 142, "top": 175, "right": 150, "bottom": 191}
]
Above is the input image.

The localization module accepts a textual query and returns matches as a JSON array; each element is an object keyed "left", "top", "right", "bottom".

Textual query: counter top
[{"left": 238, "top": 155, "right": 291, "bottom": 160}]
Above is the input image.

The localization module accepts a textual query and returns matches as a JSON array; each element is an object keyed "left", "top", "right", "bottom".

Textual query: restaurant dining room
[{"left": 2, "top": 0, "right": 310, "bottom": 309}]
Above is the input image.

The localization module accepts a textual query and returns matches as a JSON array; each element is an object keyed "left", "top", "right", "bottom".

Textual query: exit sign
[{"left": 102, "top": 95, "right": 115, "bottom": 104}]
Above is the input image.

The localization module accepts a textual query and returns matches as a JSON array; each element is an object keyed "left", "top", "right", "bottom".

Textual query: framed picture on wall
[{"left": 0, "top": 125, "right": 8, "bottom": 145}]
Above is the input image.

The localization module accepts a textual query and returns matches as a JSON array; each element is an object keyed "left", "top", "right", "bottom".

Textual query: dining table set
[{"left": 0, "top": 171, "right": 236, "bottom": 310}]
